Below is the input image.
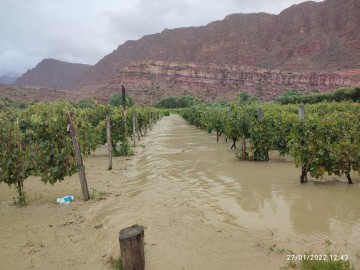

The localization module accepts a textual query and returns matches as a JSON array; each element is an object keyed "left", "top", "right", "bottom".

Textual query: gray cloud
[{"left": 0, "top": 0, "right": 322, "bottom": 75}]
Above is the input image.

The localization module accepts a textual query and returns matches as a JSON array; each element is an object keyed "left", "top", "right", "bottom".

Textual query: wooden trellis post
[
  {"left": 67, "top": 112, "right": 90, "bottom": 201},
  {"left": 119, "top": 225, "right": 145, "bottom": 270}
]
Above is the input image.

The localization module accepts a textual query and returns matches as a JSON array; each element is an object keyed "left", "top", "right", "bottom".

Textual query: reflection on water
[{"left": 139, "top": 115, "right": 360, "bottom": 252}]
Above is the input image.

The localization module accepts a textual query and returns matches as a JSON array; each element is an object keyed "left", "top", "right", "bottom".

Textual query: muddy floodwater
[{"left": 1, "top": 115, "right": 360, "bottom": 270}]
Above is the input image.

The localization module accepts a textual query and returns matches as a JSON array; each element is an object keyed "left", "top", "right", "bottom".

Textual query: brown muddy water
[{"left": 1, "top": 115, "right": 360, "bottom": 270}]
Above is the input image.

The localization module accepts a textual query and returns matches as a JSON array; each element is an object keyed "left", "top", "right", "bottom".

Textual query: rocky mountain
[
  {"left": 15, "top": 59, "right": 92, "bottom": 90},
  {"left": 76, "top": 0, "right": 360, "bottom": 96},
  {"left": 9, "top": 0, "right": 359, "bottom": 104}
]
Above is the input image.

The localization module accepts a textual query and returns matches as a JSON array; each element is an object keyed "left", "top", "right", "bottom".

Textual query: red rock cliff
[
  {"left": 76, "top": 0, "right": 360, "bottom": 90},
  {"left": 95, "top": 61, "right": 360, "bottom": 104}
]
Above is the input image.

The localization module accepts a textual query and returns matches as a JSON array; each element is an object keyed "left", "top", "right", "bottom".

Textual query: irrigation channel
[{"left": 1, "top": 115, "right": 360, "bottom": 269}]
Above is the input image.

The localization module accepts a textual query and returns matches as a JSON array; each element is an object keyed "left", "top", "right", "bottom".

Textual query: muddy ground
[{"left": 1, "top": 115, "right": 359, "bottom": 270}]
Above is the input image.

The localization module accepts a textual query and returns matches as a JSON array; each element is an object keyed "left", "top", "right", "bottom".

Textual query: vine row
[
  {"left": 0, "top": 101, "right": 164, "bottom": 204},
  {"left": 181, "top": 101, "right": 360, "bottom": 184}
]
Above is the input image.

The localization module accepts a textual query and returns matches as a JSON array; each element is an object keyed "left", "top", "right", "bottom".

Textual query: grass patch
[
  {"left": 107, "top": 256, "right": 123, "bottom": 270},
  {"left": 138, "top": 143, "right": 146, "bottom": 148},
  {"left": 302, "top": 253, "right": 354, "bottom": 270},
  {"left": 90, "top": 189, "right": 108, "bottom": 201},
  {"left": 13, "top": 192, "right": 27, "bottom": 206}
]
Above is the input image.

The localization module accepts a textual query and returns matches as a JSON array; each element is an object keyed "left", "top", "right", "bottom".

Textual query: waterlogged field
[{"left": 1, "top": 115, "right": 359, "bottom": 269}]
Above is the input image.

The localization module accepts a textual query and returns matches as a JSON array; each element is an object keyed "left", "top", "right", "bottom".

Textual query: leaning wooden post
[
  {"left": 106, "top": 114, "right": 112, "bottom": 170},
  {"left": 119, "top": 225, "right": 145, "bottom": 270},
  {"left": 298, "top": 104, "right": 308, "bottom": 183},
  {"left": 67, "top": 112, "right": 90, "bottom": 201},
  {"left": 132, "top": 112, "right": 136, "bottom": 147}
]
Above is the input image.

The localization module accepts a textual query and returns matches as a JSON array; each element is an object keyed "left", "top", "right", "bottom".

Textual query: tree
[
  {"left": 73, "top": 99, "right": 98, "bottom": 109},
  {"left": 235, "top": 92, "right": 258, "bottom": 105},
  {"left": 275, "top": 89, "right": 304, "bottom": 104},
  {"left": 109, "top": 93, "right": 133, "bottom": 107},
  {"left": 178, "top": 96, "right": 197, "bottom": 108}
]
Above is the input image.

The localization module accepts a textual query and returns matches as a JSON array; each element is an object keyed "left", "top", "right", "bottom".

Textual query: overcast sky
[{"left": 0, "top": 0, "right": 323, "bottom": 76}]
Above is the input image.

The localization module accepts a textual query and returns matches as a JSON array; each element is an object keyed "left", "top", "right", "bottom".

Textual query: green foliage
[
  {"left": 276, "top": 87, "right": 360, "bottom": 104},
  {"left": 155, "top": 96, "right": 197, "bottom": 108},
  {"left": 109, "top": 93, "right": 134, "bottom": 107},
  {"left": 13, "top": 184, "right": 27, "bottom": 205},
  {"left": 22, "top": 103, "right": 78, "bottom": 184},
  {"left": 0, "top": 100, "right": 163, "bottom": 203},
  {"left": 301, "top": 253, "right": 354, "bottom": 270},
  {"left": 282, "top": 257, "right": 354, "bottom": 270},
  {"left": 275, "top": 89, "right": 304, "bottom": 104},
  {"left": 181, "top": 100, "right": 360, "bottom": 183},
  {"left": 0, "top": 101, "right": 106, "bottom": 203},
  {"left": 90, "top": 188, "right": 108, "bottom": 201},
  {"left": 289, "top": 107, "right": 360, "bottom": 180},
  {"left": 284, "top": 89, "right": 304, "bottom": 97},
  {"left": 1, "top": 113, "right": 33, "bottom": 204},
  {"left": 73, "top": 99, "right": 98, "bottom": 109},
  {"left": 0, "top": 98, "right": 28, "bottom": 109},
  {"left": 108, "top": 256, "right": 123, "bottom": 270},
  {"left": 118, "top": 139, "right": 133, "bottom": 156},
  {"left": 235, "top": 91, "right": 258, "bottom": 105}
]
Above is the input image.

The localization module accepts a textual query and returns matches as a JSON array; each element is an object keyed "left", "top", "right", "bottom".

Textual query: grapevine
[{"left": 181, "top": 101, "right": 360, "bottom": 184}]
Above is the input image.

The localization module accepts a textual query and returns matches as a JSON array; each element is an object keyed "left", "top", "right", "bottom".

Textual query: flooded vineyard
[{"left": 1, "top": 115, "right": 359, "bottom": 269}]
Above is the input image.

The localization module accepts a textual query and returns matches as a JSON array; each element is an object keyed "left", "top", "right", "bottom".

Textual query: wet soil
[{"left": 1, "top": 115, "right": 359, "bottom": 270}]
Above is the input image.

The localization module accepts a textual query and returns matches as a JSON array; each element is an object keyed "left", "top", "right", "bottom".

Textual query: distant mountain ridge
[
  {"left": 10, "top": 0, "right": 360, "bottom": 104},
  {"left": 76, "top": 0, "right": 360, "bottom": 90},
  {"left": 15, "top": 59, "right": 91, "bottom": 90}
]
